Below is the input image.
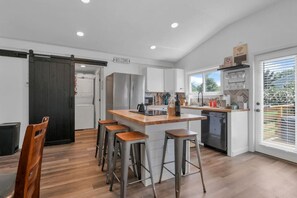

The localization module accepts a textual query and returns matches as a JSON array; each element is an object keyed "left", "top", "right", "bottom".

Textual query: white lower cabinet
[{"left": 227, "top": 111, "right": 249, "bottom": 157}]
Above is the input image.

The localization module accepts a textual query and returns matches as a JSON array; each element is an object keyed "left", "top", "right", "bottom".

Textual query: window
[
  {"left": 190, "top": 73, "right": 203, "bottom": 93},
  {"left": 189, "top": 69, "right": 221, "bottom": 95},
  {"left": 262, "top": 55, "right": 296, "bottom": 148}
]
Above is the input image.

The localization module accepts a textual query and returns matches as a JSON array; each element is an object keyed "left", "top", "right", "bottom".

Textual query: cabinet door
[
  {"left": 146, "top": 67, "right": 164, "bottom": 92},
  {"left": 164, "top": 69, "right": 174, "bottom": 92},
  {"left": 175, "top": 69, "right": 185, "bottom": 92},
  {"left": 29, "top": 55, "right": 75, "bottom": 145},
  {"left": 164, "top": 69, "right": 185, "bottom": 93}
]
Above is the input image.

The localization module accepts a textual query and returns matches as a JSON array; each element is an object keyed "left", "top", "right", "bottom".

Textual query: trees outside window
[
  {"left": 263, "top": 56, "right": 295, "bottom": 106},
  {"left": 190, "top": 70, "right": 221, "bottom": 95}
]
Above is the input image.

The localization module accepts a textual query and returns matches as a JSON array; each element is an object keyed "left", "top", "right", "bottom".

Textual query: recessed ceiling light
[
  {"left": 81, "top": 0, "right": 90, "bottom": 4},
  {"left": 81, "top": 65, "right": 86, "bottom": 68},
  {"left": 150, "top": 45, "right": 156, "bottom": 50},
  {"left": 76, "top": 31, "right": 84, "bottom": 37},
  {"left": 171, "top": 22, "right": 179, "bottom": 28}
]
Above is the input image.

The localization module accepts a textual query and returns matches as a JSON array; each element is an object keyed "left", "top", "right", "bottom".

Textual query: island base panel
[{"left": 113, "top": 115, "right": 190, "bottom": 186}]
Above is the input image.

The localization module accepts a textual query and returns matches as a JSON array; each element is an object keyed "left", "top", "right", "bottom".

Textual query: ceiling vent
[{"left": 113, "top": 57, "right": 130, "bottom": 64}]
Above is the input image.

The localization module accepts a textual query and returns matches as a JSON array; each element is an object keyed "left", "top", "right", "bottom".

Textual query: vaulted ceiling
[{"left": 0, "top": 0, "right": 281, "bottom": 63}]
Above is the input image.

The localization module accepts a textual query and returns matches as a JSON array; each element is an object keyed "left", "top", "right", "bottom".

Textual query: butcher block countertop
[
  {"left": 108, "top": 110, "right": 207, "bottom": 126},
  {"left": 181, "top": 106, "right": 250, "bottom": 112}
]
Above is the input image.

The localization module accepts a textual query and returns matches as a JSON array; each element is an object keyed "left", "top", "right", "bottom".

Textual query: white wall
[
  {"left": 175, "top": 0, "right": 297, "bottom": 152},
  {"left": 0, "top": 38, "right": 173, "bottom": 146},
  {"left": 175, "top": 0, "right": 297, "bottom": 70},
  {"left": 0, "top": 56, "right": 28, "bottom": 147}
]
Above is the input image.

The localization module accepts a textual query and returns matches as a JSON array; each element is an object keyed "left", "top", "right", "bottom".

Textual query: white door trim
[{"left": 254, "top": 46, "right": 297, "bottom": 163}]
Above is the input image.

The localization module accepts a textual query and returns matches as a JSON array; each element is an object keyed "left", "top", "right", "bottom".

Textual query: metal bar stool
[
  {"left": 102, "top": 124, "right": 130, "bottom": 183},
  {"left": 159, "top": 129, "right": 206, "bottom": 198},
  {"left": 95, "top": 120, "right": 118, "bottom": 166},
  {"left": 110, "top": 131, "right": 157, "bottom": 198}
]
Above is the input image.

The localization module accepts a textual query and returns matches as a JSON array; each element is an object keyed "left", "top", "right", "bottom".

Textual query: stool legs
[
  {"left": 174, "top": 138, "right": 183, "bottom": 198},
  {"left": 98, "top": 125, "right": 105, "bottom": 166},
  {"left": 159, "top": 135, "right": 168, "bottom": 183},
  {"left": 195, "top": 136, "right": 206, "bottom": 193},
  {"left": 95, "top": 124, "right": 100, "bottom": 158},
  {"left": 130, "top": 145, "right": 138, "bottom": 178},
  {"left": 145, "top": 139, "right": 157, "bottom": 198},
  {"left": 120, "top": 141, "right": 130, "bottom": 198},
  {"left": 109, "top": 139, "right": 119, "bottom": 192},
  {"left": 159, "top": 134, "right": 206, "bottom": 197},
  {"left": 107, "top": 131, "right": 116, "bottom": 184},
  {"left": 182, "top": 140, "right": 187, "bottom": 175},
  {"left": 110, "top": 138, "right": 157, "bottom": 198},
  {"left": 109, "top": 142, "right": 137, "bottom": 192},
  {"left": 134, "top": 143, "right": 142, "bottom": 180},
  {"left": 101, "top": 131, "right": 109, "bottom": 171}
]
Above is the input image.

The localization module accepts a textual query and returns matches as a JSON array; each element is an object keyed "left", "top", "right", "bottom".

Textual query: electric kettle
[{"left": 137, "top": 103, "right": 145, "bottom": 112}]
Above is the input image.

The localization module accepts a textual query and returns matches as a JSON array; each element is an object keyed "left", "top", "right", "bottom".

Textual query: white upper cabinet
[
  {"left": 164, "top": 68, "right": 185, "bottom": 92},
  {"left": 145, "top": 67, "right": 164, "bottom": 92},
  {"left": 175, "top": 69, "right": 185, "bottom": 92},
  {"left": 164, "top": 69, "right": 174, "bottom": 92}
]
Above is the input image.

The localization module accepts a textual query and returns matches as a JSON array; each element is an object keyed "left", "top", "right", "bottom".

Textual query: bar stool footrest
[
  {"left": 163, "top": 166, "right": 175, "bottom": 177},
  {"left": 111, "top": 170, "right": 153, "bottom": 186},
  {"left": 161, "top": 160, "right": 202, "bottom": 177}
]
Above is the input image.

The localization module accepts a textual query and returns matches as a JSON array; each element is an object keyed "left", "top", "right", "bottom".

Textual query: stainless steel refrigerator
[{"left": 106, "top": 73, "right": 145, "bottom": 119}]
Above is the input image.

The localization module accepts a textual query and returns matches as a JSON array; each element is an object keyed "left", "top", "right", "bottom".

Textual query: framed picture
[
  {"left": 233, "top": 43, "right": 248, "bottom": 65},
  {"left": 224, "top": 56, "right": 233, "bottom": 67}
]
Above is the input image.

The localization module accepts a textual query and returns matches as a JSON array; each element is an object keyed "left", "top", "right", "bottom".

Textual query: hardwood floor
[{"left": 1, "top": 129, "right": 297, "bottom": 198}]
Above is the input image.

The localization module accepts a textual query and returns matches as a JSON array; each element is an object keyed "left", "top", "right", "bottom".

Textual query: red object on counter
[{"left": 213, "top": 100, "right": 217, "bottom": 107}]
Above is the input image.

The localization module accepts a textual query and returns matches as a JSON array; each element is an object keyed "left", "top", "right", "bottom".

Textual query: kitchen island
[{"left": 108, "top": 110, "right": 206, "bottom": 186}]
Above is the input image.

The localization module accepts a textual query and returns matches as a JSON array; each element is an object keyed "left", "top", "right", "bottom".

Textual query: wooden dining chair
[{"left": 0, "top": 117, "right": 49, "bottom": 198}]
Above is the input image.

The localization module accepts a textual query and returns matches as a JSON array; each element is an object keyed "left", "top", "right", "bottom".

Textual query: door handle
[{"left": 255, "top": 109, "right": 261, "bottom": 112}]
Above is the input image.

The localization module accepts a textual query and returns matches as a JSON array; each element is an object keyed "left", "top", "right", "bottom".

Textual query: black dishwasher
[{"left": 201, "top": 111, "right": 227, "bottom": 153}]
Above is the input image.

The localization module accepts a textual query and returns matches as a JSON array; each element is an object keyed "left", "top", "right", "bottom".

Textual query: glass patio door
[{"left": 255, "top": 48, "right": 297, "bottom": 162}]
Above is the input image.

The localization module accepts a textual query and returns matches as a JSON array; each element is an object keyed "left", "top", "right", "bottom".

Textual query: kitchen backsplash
[
  {"left": 224, "top": 89, "right": 249, "bottom": 104},
  {"left": 189, "top": 89, "right": 249, "bottom": 107},
  {"left": 190, "top": 97, "right": 215, "bottom": 106},
  {"left": 145, "top": 92, "right": 185, "bottom": 105},
  {"left": 145, "top": 90, "right": 248, "bottom": 107}
]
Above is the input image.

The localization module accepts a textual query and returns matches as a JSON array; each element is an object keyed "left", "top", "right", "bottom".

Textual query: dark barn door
[{"left": 29, "top": 53, "right": 75, "bottom": 145}]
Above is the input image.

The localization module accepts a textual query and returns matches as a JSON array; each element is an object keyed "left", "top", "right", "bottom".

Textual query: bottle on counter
[
  {"left": 175, "top": 93, "right": 181, "bottom": 116},
  {"left": 167, "top": 95, "right": 175, "bottom": 116}
]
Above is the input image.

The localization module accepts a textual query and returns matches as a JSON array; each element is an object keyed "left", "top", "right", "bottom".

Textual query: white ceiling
[{"left": 0, "top": 0, "right": 280, "bottom": 63}]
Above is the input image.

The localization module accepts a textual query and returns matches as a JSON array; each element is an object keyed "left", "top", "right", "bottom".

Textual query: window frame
[{"left": 188, "top": 67, "right": 223, "bottom": 96}]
